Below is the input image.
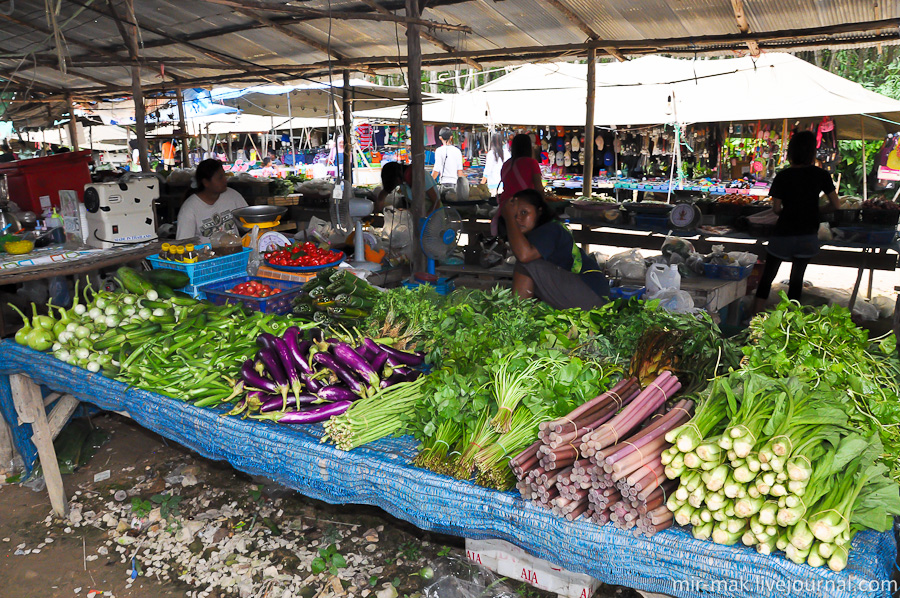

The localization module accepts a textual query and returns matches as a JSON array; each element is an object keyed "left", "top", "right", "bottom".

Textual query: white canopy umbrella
[{"left": 357, "top": 54, "right": 900, "bottom": 139}]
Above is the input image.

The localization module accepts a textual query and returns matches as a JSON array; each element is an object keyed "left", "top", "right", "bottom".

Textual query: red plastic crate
[{"left": 0, "top": 150, "right": 93, "bottom": 213}]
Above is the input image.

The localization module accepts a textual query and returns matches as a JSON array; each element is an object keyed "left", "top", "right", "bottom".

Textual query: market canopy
[
  {"left": 207, "top": 80, "right": 433, "bottom": 120},
  {"left": 0, "top": 1, "right": 897, "bottom": 102},
  {"left": 357, "top": 54, "right": 900, "bottom": 139}
]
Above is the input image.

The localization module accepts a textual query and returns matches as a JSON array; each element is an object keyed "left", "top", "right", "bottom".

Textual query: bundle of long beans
[{"left": 510, "top": 372, "right": 686, "bottom": 536}]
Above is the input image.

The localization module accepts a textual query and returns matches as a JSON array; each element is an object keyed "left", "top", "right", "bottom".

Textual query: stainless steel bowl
[{"left": 231, "top": 205, "right": 287, "bottom": 223}]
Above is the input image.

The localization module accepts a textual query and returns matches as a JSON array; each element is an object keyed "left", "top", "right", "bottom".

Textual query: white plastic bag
[
  {"left": 646, "top": 263, "right": 681, "bottom": 296},
  {"left": 646, "top": 288, "right": 696, "bottom": 313},
  {"left": 606, "top": 248, "right": 646, "bottom": 280}
]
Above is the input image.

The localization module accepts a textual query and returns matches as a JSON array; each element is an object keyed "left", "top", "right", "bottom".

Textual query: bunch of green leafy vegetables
[
  {"left": 744, "top": 293, "right": 900, "bottom": 481},
  {"left": 407, "top": 344, "right": 621, "bottom": 488}
]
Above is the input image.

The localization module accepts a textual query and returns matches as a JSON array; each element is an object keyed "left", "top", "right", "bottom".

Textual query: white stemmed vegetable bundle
[{"left": 662, "top": 370, "right": 900, "bottom": 571}]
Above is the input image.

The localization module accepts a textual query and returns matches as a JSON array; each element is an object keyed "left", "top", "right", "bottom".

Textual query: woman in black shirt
[{"left": 754, "top": 131, "right": 840, "bottom": 313}]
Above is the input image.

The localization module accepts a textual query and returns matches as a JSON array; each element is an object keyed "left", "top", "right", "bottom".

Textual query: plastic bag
[
  {"left": 646, "top": 288, "right": 696, "bottom": 313},
  {"left": 606, "top": 248, "right": 646, "bottom": 279},
  {"left": 422, "top": 555, "right": 518, "bottom": 598},
  {"left": 726, "top": 251, "right": 758, "bottom": 267},
  {"left": 818, "top": 222, "right": 833, "bottom": 241},
  {"left": 661, "top": 235, "right": 694, "bottom": 261},
  {"left": 686, "top": 252, "right": 706, "bottom": 275},
  {"left": 872, "top": 295, "right": 896, "bottom": 319}
]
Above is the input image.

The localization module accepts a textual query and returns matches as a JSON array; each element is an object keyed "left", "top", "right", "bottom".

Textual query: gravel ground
[{"left": 0, "top": 413, "right": 640, "bottom": 598}]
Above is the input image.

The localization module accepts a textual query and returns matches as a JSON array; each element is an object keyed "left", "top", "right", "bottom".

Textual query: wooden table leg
[
  {"left": 847, "top": 248, "right": 869, "bottom": 315},
  {"left": 9, "top": 374, "right": 68, "bottom": 517}
]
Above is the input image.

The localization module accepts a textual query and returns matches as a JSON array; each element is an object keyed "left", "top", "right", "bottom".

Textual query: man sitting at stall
[{"left": 503, "top": 188, "right": 609, "bottom": 310}]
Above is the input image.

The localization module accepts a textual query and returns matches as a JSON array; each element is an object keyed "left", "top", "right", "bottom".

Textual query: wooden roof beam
[
  {"left": 198, "top": 0, "right": 471, "bottom": 32},
  {"left": 232, "top": 8, "right": 348, "bottom": 61},
  {"left": 0, "top": 10, "right": 199, "bottom": 81},
  {"left": 68, "top": 0, "right": 284, "bottom": 84},
  {"left": 358, "top": 0, "right": 481, "bottom": 69},
  {"left": 544, "top": 0, "right": 625, "bottom": 61},
  {"left": 731, "top": 0, "right": 761, "bottom": 57}
]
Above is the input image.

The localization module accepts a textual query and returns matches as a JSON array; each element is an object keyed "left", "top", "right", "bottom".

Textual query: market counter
[{"left": 0, "top": 340, "right": 895, "bottom": 598}]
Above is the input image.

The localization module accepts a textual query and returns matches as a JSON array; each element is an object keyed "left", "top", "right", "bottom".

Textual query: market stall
[
  {"left": 0, "top": 257, "right": 899, "bottom": 597},
  {"left": 0, "top": 344, "right": 896, "bottom": 598}
]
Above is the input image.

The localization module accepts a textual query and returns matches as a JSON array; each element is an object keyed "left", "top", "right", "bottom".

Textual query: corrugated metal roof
[{"left": 0, "top": 0, "right": 897, "bottom": 100}]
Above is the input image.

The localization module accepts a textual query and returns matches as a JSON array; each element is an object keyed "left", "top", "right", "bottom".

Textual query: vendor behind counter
[{"left": 503, "top": 189, "right": 609, "bottom": 310}]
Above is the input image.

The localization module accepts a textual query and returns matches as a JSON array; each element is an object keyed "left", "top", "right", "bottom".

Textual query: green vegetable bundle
[
  {"left": 743, "top": 293, "right": 900, "bottom": 481},
  {"left": 293, "top": 268, "right": 379, "bottom": 330},
  {"left": 663, "top": 369, "right": 900, "bottom": 571}
]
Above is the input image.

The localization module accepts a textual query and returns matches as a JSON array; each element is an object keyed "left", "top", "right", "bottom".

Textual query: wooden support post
[
  {"left": 65, "top": 95, "right": 80, "bottom": 151},
  {"left": 583, "top": 48, "right": 596, "bottom": 199},
  {"left": 0, "top": 412, "right": 15, "bottom": 471},
  {"left": 9, "top": 374, "right": 67, "bottom": 517},
  {"left": 861, "top": 115, "right": 868, "bottom": 203},
  {"left": 175, "top": 85, "right": 190, "bottom": 168},
  {"left": 406, "top": 0, "right": 426, "bottom": 273},
  {"left": 287, "top": 90, "right": 297, "bottom": 168},
  {"left": 342, "top": 70, "right": 353, "bottom": 187}
]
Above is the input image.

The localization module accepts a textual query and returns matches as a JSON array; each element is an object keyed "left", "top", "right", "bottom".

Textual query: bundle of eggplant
[{"left": 235, "top": 326, "right": 424, "bottom": 424}]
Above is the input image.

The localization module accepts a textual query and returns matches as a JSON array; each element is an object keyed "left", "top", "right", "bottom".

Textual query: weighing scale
[
  {"left": 233, "top": 205, "right": 288, "bottom": 248},
  {"left": 668, "top": 203, "right": 702, "bottom": 231}
]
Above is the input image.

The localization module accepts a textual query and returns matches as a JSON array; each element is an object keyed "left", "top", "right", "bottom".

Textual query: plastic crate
[
  {"left": 200, "top": 276, "right": 304, "bottom": 314},
  {"left": 632, "top": 214, "right": 670, "bottom": 230},
  {"left": 147, "top": 246, "right": 251, "bottom": 287},
  {"left": 402, "top": 278, "right": 455, "bottom": 295},
  {"left": 703, "top": 263, "right": 754, "bottom": 280},
  {"left": 609, "top": 285, "right": 645, "bottom": 300},
  {"left": 180, "top": 273, "right": 239, "bottom": 299},
  {"left": 838, "top": 226, "right": 898, "bottom": 246},
  {"left": 861, "top": 209, "right": 900, "bottom": 227}
]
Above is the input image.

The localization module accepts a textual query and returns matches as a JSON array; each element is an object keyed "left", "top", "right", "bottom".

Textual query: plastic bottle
[
  {"left": 167, "top": 244, "right": 178, "bottom": 261},
  {"left": 175, "top": 246, "right": 185, "bottom": 262},
  {"left": 159, "top": 243, "right": 171, "bottom": 260},
  {"left": 183, "top": 244, "right": 198, "bottom": 264}
]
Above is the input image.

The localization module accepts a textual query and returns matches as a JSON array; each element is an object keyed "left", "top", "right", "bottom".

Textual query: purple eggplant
[
  {"left": 362, "top": 338, "right": 387, "bottom": 358},
  {"left": 370, "top": 351, "right": 389, "bottom": 372},
  {"left": 380, "top": 373, "right": 406, "bottom": 389},
  {"left": 260, "top": 393, "right": 320, "bottom": 413},
  {"left": 274, "top": 337, "right": 304, "bottom": 401},
  {"left": 317, "top": 385, "right": 359, "bottom": 403},
  {"left": 379, "top": 344, "right": 425, "bottom": 367},
  {"left": 333, "top": 342, "right": 380, "bottom": 387},
  {"left": 256, "top": 333, "right": 280, "bottom": 351},
  {"left": 258, "top": 348, "right": 290, "bottom": 402},
  {"left": 240, "top": 359, "right": 279, "bottom": 394},
  {"left": 251, "top": 400, "right": 352, "bottom": 424},
  {"left": 284, "top": 327, "right": 313, "bottom": 373},
  {"left": 313, "top": 352, "right": 365, "bottom": 395},
  {"left": 357, "top": 343, "right": 376, "bottom": 362}
]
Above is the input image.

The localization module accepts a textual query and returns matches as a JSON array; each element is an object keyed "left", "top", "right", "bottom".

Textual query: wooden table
[{"left": 0, "top": 241, "right": 163, "bottom": 336}]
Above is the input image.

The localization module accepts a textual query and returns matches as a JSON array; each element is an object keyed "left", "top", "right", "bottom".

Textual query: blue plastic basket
[
  {"left": 609, "top": 285, "right": 645, "bottom": 300},
  {"left": 703, "top": 263, "right": 754, "bottom": 280},
  {"left": 838, "top": 227, "right": 897, "bottom": 246},
  {"left": 402, "top": 278, "right": 455, "bottom": 295},
  {"left": 200, "top": 276, "right": 304, "bottom": 314},
  {"left": 146, "top": 245, "right": 251, "bottom": 287}
]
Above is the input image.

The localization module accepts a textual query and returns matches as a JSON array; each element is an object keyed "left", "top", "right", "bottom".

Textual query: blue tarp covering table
[{"left": 0, "top": 340, "right": 895, "bottom": 598}]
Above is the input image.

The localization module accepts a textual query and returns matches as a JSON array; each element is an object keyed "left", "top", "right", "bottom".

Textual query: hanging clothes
[{"left": 356, "top": 123, "right": 373, "bottom": 149}]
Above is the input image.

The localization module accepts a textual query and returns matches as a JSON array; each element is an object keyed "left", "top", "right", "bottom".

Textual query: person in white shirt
[
  {"left": 432, "top": 127, "right": 464, "bottom": 187},
  {"left": 176, "top": 159, "right": 248, "bottom": 242},
  {"left": 481, "top": 133, "right": 510, "bottom": 195}
]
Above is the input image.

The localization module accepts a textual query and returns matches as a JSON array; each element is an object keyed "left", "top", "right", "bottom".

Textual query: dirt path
[{"left": 0, "top": 414, "right": 636, "bottom": 598}]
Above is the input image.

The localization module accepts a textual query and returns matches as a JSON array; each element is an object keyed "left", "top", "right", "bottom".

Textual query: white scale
[
  {"left": 668, "top": 203, "right": 702, "bottom": 230},
  {"left": 84, "top": 175, "right": 159, "bottom": 249}
]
